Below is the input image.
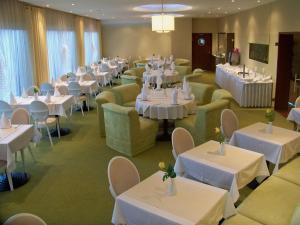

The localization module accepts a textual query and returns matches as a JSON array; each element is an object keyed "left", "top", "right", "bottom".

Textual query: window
[
  {"left": 47, "top": 30, "right": 77, "bottom": 80},
  {"left": 84, "top": 31, "right": 100, "bottom": 65},
  {"left": 0, "top": 29, "right": 33, "bottom": 101}
]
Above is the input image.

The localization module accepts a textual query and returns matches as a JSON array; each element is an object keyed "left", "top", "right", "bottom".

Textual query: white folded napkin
[
  {"left": 0, "top": 113, "right": 11, "bottom": 129},
  {"left": 53, "top": 88, "right": 61, "bottom": 97},
  {"left": 171, "top": 88, "right": 178, "bottom": 104},
  {"left": 156, "top": 75, "right": 163, "bottom": 90},
  {"left": 170, "top": 62, "right": 176, "bottom": 71},
  {"left": 45, "top": 91, "right": 51, "bottom": 103},
  {"left": 182, "top": 78, "right": 192, "bottom": 99},
  {"left": 10, "top": 92, "right": 17, "bottom": 105},
  {"left": 141, "top": 85, "right": 148, "bottom": 101},
  {"left": 51, "top": 78, "right": 56, "bottom": 87},
  {"left": 22, "top": 87, "right": 28, "bottom": 98}
]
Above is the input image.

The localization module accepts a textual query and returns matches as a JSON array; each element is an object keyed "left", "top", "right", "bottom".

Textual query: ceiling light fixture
[
  {"left": 72, "top": 3, "right": 75, "bottom": 6},
  {"left": 151, "top": 0, "right": 175, "bottom": 33},
  {"left": 46, "top": 4, "right": 50, "bottom": 7}
]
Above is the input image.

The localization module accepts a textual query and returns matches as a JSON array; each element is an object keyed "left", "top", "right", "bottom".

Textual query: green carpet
[{"left": 0, "top": 73, "right": 295, "bottom": 225}]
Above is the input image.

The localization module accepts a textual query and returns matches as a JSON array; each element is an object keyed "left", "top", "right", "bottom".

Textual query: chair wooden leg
[
  {"left": 20, "top": 149, "right": 26, "bottom": 173},
  {"left": 70, "top": 105, "right": 73, "bottom": 116},
  {"left": 46, "top": 126, "right": 53, "bottom": 147},
  {"left": 5, "top": 170, "right": 14, "bottom": 191}
]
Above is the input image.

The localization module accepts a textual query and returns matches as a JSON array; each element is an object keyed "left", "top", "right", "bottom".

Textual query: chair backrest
[
  {"left": 0, "top": 100, "right": 13, "bottom": 118},
  {"left": 57, "top": 86, "right": 69, "bottom": 95},
  {"left": 11, "top": 108, "right": 30, "bottom": 124},
  {"left": 172, "top": 127, "right": 195, "bottom": 159},
  {"left": 190, "top": 82, "right": 214, "bottom": 106},
  {"left": 40, "top": 83, "right": 54, "bottom": 95},
  {"left": 68, "top": 82, "right": 81, "bottom": 97},
  {"left": 107, "top": 156, "right": 140, "bottom": 198},
  {"left": 100, "top": 63, "right": 110, "bottom": 72},
  {"left": 60, "top": 74, "right": 68, "bottom": 82},
  {"left": 29, "top": 101, "right": 49, "bottom": 122},
  {"left": 295, "top": 96, "right": 300, "bottom": 108},
  {"left": 221, "top": 109, "right": 239, "bottom": 140},
  {"left": 26, "top": 86, "right": 37, "bottom": 96},
  {"left": 111, "top": 83, "right": 140, "bottom": 105},
  {"left": 3, "top": 213, "right": 47, "bottom": 225}
]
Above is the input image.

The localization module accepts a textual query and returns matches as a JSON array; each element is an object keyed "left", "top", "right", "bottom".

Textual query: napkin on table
[
  {"left": 22, "top": 87, "right": 28, "bottom": 98},
  {"left": 45, "top": 91, "right": 51, "bottom": 103},
  {"left": 0, "top": 112, "right": 11, "bottom": 129},
  {"left": 53, "top": 88, "right": 61, "bottom": 97},
  {"left": 171, "top": 88, "right": 178, "bottom": 104},
  {"left": 10, "top": 92, "right": 17, "bottom": 105}
]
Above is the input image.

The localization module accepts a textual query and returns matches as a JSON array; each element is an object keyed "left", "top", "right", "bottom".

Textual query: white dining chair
[
  {"left": 60, "top": 74, "right": 69, "bottom": 82},
  {"left": 56, "top": 86, "right": 68, "bottom": 96},
  {"left": 40, "top": 83, "right": 54, "bottom": 96},
  {"left": 3, "top": 213, "right": 47, "bottom": 225},
  {"left": 171, "top": 127, "right": 195, "bottom": 159},
  {"left": 29, "top": 101, "right": 60, "bottom": 147},
  {"left": 68, "top": 81, "right": 87, "bottom": 117},
  {"left": 221, "top": 109, "right": 239, "bottom": 142},
  {"left": 11, "top": 108, "right": 36, "bottom": 163},
  {"left": 0, "top": 160, "right": 13, "bottom": 191},
  {"left": 295, "top": 96, "right": 300, "bottom": 108},
  {"left": 0, "top": 100, "right": 13, "bottom": 118},
  {"left": 107, "top": 156, "right": 140, "bottom": 198}
]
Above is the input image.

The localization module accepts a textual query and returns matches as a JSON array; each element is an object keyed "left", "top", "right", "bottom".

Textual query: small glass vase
[
  {"left": 266, "top": 122, "right": 273, "bottom": 134},
  {"left": 34, "top": 93, "right": 39, "bottom": 100},
  {"left": 219, "top": 142, "right": 225, "bottom": 156},
  {"left": 167, "top": 178, "right": 176, "bottom": 196}
]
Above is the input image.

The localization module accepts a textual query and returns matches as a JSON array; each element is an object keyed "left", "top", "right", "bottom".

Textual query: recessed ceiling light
[
  {"left": 238, "top": 7, "right": 241, "bottom": 10},
  {"left": 257, "top": 0, "right": 261, "bottom": 3},
  {"left": 72, "top": 3, "right": 75, "bottom": 6},
  {"left": 133, "top": 4, "right": 192, "bottom": 12},
  {"left": 217, "top": 7, "right": 221, "bottom": 10},
  {"left": 70, "top": 11, "right": 73, "bottom": 13},
  {"left": 225, "top": 11, "right": 228, "bottom": 14},
  {"left": 208, "top": 11, "right": 212, "bottom": 14},
  {"left": 232, "top": 0, "right": 235, "bottom": 2},
  {"left": 89, "top": 9, "right": 93, "bottom": 12},
  {"left": 46, "top": 4, "right": 50, "bottom": 7}
]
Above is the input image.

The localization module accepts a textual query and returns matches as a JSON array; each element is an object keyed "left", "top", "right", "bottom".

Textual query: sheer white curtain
[
  {"left": 46, "top": 10, "right": 77, "bottom": 80},
  {"left": 84, "top": 31, "right": 100, "bottom": 65},
  {"left": 0, "top": 0, "right": 34, "bottom": 101}
]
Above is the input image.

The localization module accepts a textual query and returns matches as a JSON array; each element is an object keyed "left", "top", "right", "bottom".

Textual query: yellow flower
[
  {"left": 158, "top": 162, "right": 165, "bottom": 170},
  {"left": 266, "top": 109, "right": 272, "bottom": 114},
  {"left": 215, "top": 127, "right": 220, "bottom": 134}
]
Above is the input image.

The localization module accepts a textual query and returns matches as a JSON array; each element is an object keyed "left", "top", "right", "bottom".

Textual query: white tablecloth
[
  {"left": 13, "top": 95, "right": 74, "bottom": 117},
  {"left": 215, "top": 64, "right": 273, "bottom": 107},
  {"left": 112, "top": 171, "right": 236, "bottom": 225},
  {"left": 230, "top": 122, "right": 300, "bottom": 173},
  {"left": 0, "top": 125, "right": 34, "bottom": 172},
  {"left": 136, "top": 88, "right": 196, "bottom": 120},
  {"left": 174, "top": 140, "right": 269, "bottom": 202},
  {"left": 143, "top": 70, "right": 180, "bottom": 84},
  {"left": 55, "top": 80, "right": 97, "bottom": 95},
  {"left": 94, "top": 72, "right": 112, "bottom": 86},
  {"left": 287, "top": 108, "right": 300, "bottom": 125}
]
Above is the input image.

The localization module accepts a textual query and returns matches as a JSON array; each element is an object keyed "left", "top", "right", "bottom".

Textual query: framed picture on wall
[{"left": 249, "top": 43, "right": 269, "bottom": 64}]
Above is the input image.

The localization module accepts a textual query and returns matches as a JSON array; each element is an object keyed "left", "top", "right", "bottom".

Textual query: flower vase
[
  {"left": 219, "top": 142, "right": 225, "bottom": 155},
  {"left": 167, "top": 178, "right": 176, "bottom": 196},
  {"left": 34, "top": 93, "right": 38, "bottom": 100},
  {"left": 266, "top": 122, "right": 273, "bottom": 134}
]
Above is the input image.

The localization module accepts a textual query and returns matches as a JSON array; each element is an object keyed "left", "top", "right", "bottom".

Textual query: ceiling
[{"left": 21, "top": 0, "right": 277, "bottom": 24}]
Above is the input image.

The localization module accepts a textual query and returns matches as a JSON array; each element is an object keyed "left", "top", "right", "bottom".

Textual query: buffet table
[{"left": 215, "top": 64, "right": 273, "bottom": 107}]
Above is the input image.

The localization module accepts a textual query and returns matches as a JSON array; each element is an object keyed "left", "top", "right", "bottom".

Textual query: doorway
[{"left": 192, "top": 33, "right": 213, "bottom": 71}]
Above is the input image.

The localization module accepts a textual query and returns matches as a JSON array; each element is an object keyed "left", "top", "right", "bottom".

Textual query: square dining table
[
  {"left": 112, "top": 171, "right": 236, "bottom": 225},
  {"left": 174, "top": 140, "right": 270, "bottom": 202},
  {"left": 230, "top": 122, "right": 300, "bottom": 173}
]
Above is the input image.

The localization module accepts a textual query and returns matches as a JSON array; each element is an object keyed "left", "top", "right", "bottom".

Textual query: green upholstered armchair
[
  {"left": 184, "top": 69, "right": 204, "bottom": 83},
  {"left": 175, "top": 66, "right": 192, "bottom": 78},
  {"left": 175, "top": 99, "right": 230, "bottom": 145},
  {"left": 132, "top": 59, "right": 148, "bottom": 68},
  {"left": 211, "top": 89, "right": 234, "bottom": 108},
  {"left": 96, "top": 91, "right": 116, "bottom": 137},
  {"left": 190, "top": 82, "right": 215, "bottom": 106},
  {"left": 120, "top": 75, "right": 142, "bottom": 88},
  {"left": 102, "top": 103, "right": 159, "bottom": 156},
  {"left": 123, "top": 67, "right": 145, "bottom": 78},
  {"left": 110, "top": 83, "right": 140, "bottom": 107},
  {"left": 175, "top": 58, "right": 190, "bottom": 66}
]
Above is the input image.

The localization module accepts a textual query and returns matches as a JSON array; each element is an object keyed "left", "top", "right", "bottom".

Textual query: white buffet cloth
[
  {"left": 0, "top": 125, "right": 33, "bottom": 172},
  {"left": 112, "top": 171, "right": 236, "bottom": 225},
  {"left": 215, "top": 64, "right": 273, "bottom": 107},
  {"left": 94, "top": 71, "right": 112, "bottom": 86},
  {"left": 12, "top": 95, "right": 74, "bottom": 117},
  {"left": 55, "top": 80, "right": 97, "bottom": 95},
  {"left": 287, "top": 108, "right": 300, "bottom": 125},
  {"left": 136, "top": 88, "right": 196, "bottom": 120},
  {"left": 174, "top": 140, "right": 269, "bottom": 202},
  {"left": 143, "top": 70, "right": 180, "bottom": 84},
  {"left": 230, "top": 122, "right": 300, "bottom": 174}
]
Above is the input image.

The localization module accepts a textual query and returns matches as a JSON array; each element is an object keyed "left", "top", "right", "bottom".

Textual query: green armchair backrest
[
  {"left": 111, "top": 83, "right": 140, "bottom": 106},
  {"left": 123, "top": 67, "right": 145, "bottom": 78},
  {"left": 190, "top": 82, "right": 214, "bottom": 106},
  {"left": 133, "top": 59, "right": 148, "bottom": 68},
  {"left": 175, "top": 66, "right": 192, "bottom": 77},
  {"left": 95, "top": 91, "right": 116, "bottom": 137},
  {"left": 121, "top": 75, "right": 142, "bottom": 88},
  {"left": 175, "top": 58, "right": 190, "bottom": 66}
]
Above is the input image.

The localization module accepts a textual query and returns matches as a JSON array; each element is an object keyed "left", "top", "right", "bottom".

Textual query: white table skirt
[
  {"left": 13, "top": 95, "right": 74, "bottom": 117},
  {"left": 0, "top": 125, "right": 34, "bottom": 172},
  {"left": 287, "top": 108, "right": 300, "bottom": 125},
  {"left": 56, "top": 80, "right": 98, "bottom": 95},
  {"left": 143, "top": 70, "right": 180, "bottom": 84},
  {"left": 230, "top": 122, "right": 300, "bottom": 173},
  {"left": 174, "top": 140, "right": 270, "bottom": 202},
  {"left": 112, "top": 171, "right": 236, "bottom": 225},
  {"left": 136, "top": 89, "right": 196, "bottom": 120},
  {"left": 94, "top": 72, "right": 112, "bottom": 86},
  {"left": 215, "top": 65, "right": 273, "bottom": 107}
]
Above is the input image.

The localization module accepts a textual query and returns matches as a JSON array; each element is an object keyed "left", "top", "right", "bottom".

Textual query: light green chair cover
[
  {"left": 175, "top": 99, "right": 230, "bottom": 145},
  {"left": 133, "top": 59, "right": 148, "bottom": 68},
  {"left": 211, "top": 89, "right": 234, "bottom": 108},
  {"left": 190, "top": 82, "right": 214, "bottom": 106},
  {"left": 120, "top": 75, "right": 142, "bottom": 88},
  {"left": 123, "top": 67, "right": 145, "bottom": 78},
  {"left": 290, "top": 203, "right": 300, "bottom": 225},
  {"left": 175, "top": 58, "right": 190, "bottom": 66},
  {"left": 96, "top": 91, "right": 116, "bottom": 137},
  {"left": 175, "top": 66, "right": 192, "bottom": 77},
  {"left": 102, "top": 103, "right": 158, "bottom": 156},
  {"left": 110, "top": 83, "right": 140, "bottom": 107},
  {"left": 223, "top": 214, "right": 263, "bottom": 225}
]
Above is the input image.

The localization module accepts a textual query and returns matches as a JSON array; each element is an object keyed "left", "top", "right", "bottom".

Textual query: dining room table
[
  {"left": 287, "top": 107, "right": 300, "bottom": 130},
  {"left": 0, "top": 124, "right": 34, "bottom": 191},
  {"left": 229, "top": 122, "right": 300, "bottom": 174},
  {"left": 174, "top": 140, "right": 270, "bottom": 202},
  {"left": 143, "top": 69, "right": 180, "bottom": 85},
  {"left": 112, "top": 171, "right": 236, "bottom": 225}
]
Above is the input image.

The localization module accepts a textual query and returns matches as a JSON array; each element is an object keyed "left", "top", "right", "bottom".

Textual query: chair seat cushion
[
  {"left": 175, "top": 115, "right": 196, "bottom": 130},
  {"left": 37, "top": 117, "right": 57, "bottom": 127},
  {"left": 223, "top": 214, "right": 263, "bottom": 225},
  {"left": 274, "top": 157, "right": 300, "bottom": 186},
  {"left": 123, "top": 101, "right": 136, "bottom": 107},
  {"left": 238, "top": 176, "right": 300, "bottom": 225}
]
